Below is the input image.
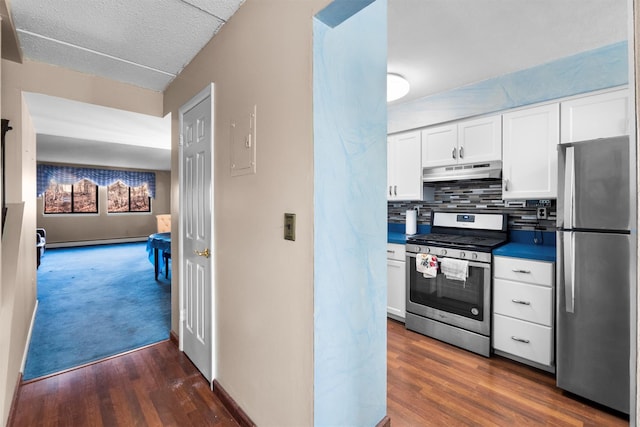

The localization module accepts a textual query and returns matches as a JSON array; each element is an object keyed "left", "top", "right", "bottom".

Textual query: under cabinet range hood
[{"left": 423, "top": 160, "right": 502, "bottom": 182}]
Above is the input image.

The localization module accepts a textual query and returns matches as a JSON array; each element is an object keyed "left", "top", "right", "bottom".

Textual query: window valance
[{"left": 37, "top": 164, "right": 156, "bottom": 198}]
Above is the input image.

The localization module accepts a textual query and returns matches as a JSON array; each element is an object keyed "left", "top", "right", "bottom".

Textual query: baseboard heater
[{"left": 48, "top": 237, "right": 148, "bottom": 248}]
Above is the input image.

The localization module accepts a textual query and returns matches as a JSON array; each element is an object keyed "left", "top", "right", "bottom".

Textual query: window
[
  {"left": 108, "top": 181, "right": 151, "bottom": 213},
  {"left": 43, "top": 179, "right": 98, "bottom": 214}
]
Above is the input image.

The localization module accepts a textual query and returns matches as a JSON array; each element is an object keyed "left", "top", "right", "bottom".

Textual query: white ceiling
[
  {"left": 388, "top": 0, "right": 628, "bottom": 105},
  {"left": 25, "top": 93, "right": 172, "bottom": 170},
  {"left": 9, "top": 0, "right": 630, "bottom": 171}
]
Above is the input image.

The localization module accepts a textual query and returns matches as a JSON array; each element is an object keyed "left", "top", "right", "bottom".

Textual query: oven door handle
[{"left": 406, "top": 253, "right": 490, "bottom": 269}]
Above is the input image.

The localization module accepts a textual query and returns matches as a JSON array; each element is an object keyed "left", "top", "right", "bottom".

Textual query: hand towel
[
  {"left": 416, "top": 253, "right": 438, "bottom": 278},
  {"left": 441, "top": 258, "right": 469, "bottom": 282}
]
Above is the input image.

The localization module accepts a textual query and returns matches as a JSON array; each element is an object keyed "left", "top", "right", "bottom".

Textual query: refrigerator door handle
[
  {"left": 563, "top": 231, "right": 575, "bottom": 313},
  {"left": 563, "top": 146, "right": 575, "bottom": 229}
]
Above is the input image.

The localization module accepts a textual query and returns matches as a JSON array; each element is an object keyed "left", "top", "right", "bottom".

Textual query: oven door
[{"left": 406, "top": 252, "right": 491, "bottom": 336}]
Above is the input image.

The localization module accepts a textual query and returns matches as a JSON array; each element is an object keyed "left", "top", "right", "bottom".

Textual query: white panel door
[
  {"left": 421, "top": 124, "right": 458, "bottom": 167},
  {"left": 389, "top": 132, "right": 422, "bottom": 200},
  {"left": 180, "top": 87, "right": 214, "bottom": 382},
  {"left": 387, "top": 257, "right": 406, "bottom": 321},
  {"left": 502, "top": 103, "right": 559, "bottom": 200},
  {"left": 560, "top": 89, "right": 629, "bottom": 143},
  {"left": 457, "top": 115, "right": 502, "bottom": 165}
]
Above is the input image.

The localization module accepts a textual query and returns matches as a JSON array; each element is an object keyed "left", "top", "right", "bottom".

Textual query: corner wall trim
[
  {"left": 376, "top": 415, "right": 391, "bottom": 427},
  {"left": 20, "top": 300, "right": 38, "bottom": 373},
  {"left": 169, "top": 330, "right": 179, "bottom": 347},
  {"left": 6, "top": 372, "right": 23, "bottom": 427},
  {"left": 212, "top": 379, "right": 256, "bottom": 427}
]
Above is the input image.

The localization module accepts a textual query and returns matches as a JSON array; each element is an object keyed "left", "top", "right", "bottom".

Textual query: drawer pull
[
  {"left": 512, "top": 269, "right": 531, "bottom": 274},
  {"left": 511, "top": 336, "right": 530, "bottom": 344},
  {"left": 511, "top": 299, "right": 531, "bottom": 305},
  {"left": 387, "top": 250, "right": 394, "bottom": 254}
]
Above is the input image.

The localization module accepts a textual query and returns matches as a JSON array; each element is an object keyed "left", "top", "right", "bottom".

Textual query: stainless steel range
[{"left": 405, "top": 211, "right": 507, "bottom": 357}]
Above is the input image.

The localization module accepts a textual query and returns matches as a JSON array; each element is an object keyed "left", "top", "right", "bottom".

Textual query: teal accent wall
[
  {"left": 389, "top": 41, "right": 629, "bottom": 133},
  {"left": 313, "top": 0, "right": 387, "bottom": 425}
]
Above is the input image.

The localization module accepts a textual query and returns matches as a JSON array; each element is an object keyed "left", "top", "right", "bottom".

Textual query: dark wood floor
[
  {"left": 10, "top": 341, "right": 239, "bottom": 427},
  {"left": 388, "top": 319, "right": 629, "bottom": 426},
  {"left": 11, "top": 320, "right": 630, "bottom": 426}
]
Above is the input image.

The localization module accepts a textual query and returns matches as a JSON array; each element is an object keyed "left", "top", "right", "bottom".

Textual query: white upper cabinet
[
  {"left": 561, "top": 88, "right": 629, "bottom": 143},
  {"left": 388, "top": 131, "right": 423, "bottom": 201},
  {"left": 457, "top": 115, "right": 502, "bottom": 164},
  {"left": 421, "top": 123, "right": 457, "bottom": 168},
  {"left": 422, "top": 116, "right": 501, "bottom": 168},
  {"left": 502, "top": 103, "right": 560, "bottom": 200}
]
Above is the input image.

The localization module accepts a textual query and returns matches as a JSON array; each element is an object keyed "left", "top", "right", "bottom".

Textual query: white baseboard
[
  {"left": 48, "top": 237, "right": 148, "bottom": 248},
  {"left": 21, "top": 299, "right": 38, "bottom": 373}
]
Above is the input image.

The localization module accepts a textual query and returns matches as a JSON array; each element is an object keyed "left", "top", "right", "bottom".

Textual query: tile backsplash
[{"left": 388, "top": 179, "right": 556, "bottom": 231}]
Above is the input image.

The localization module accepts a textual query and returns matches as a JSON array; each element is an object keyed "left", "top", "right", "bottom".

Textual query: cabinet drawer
[
  {"left": 387, "top": 243, "right": 406, "bottom": 261},
  {"left": 493, "top": 256, "right": 554, "bottom": 287},
  {"left": 493, "top": 314, "right": 553, "bottom": 366},
  {"left": 493, "top": 279, "right": 553, "bottom": 326}
]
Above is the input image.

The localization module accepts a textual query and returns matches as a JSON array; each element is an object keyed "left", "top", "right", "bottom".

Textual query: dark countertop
[
  {"left": 493, "top": 243, "right": 556, "bottom": 262},
  {"left": 387, "top": 223, "right": 431, "bottom": 245}
]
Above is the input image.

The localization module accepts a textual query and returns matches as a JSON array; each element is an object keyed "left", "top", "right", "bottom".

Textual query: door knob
[{"left": 194, "top": 248, "right": 210, "bottom": 258}]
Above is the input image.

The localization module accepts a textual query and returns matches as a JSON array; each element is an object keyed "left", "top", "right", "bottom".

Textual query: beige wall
[
  {"left": 36, "top": 168, "right": 170, "bottom": 244},
  {"left": 0, "top": 96, "right": 38, "bottom": 427},
  {"left": 0, "top": 58, "right": 163, "bottom": 425},
  {"left": 164, "top": 0, "right": 330, "bottom": 425}
]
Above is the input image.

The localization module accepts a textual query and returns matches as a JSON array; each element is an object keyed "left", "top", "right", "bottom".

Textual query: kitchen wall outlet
[
  {"left": 284, "top": 213, "right": 296, "bottom": 241},
  {"left": 536, "top": 207, "right": 547, "bottom": 220}
]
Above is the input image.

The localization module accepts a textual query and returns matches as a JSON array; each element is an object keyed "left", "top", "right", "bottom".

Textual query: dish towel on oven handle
[
  {"left": 416, "top": 253, "right": 438, "bottom": 278},
  {"left": 441, "top": 258, "right": 469, "bottom": 282}
]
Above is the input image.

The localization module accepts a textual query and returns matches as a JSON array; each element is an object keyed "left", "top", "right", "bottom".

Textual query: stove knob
[
  {"left": 460, "top": 251, "right": 466, "bottom": 258},
  {"left": 415, "top": 246, "right": 421, "bottom": 253},
  {"left": 440, "top": 249, "right": 447, "bottom": 256},
  {"left": 471, "top": 253, "right": 478, "bottom": 260},
  {"left": 424, "top": 247, "right": 430, "bottom": 253}
]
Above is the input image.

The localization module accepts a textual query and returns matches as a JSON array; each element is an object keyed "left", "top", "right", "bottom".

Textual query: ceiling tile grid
[
  {"left": 11, "top": 0, "right": 244, "bottom": 91},
  {"left": 17, "top": 31, "right": 175, "bottom": 91}
]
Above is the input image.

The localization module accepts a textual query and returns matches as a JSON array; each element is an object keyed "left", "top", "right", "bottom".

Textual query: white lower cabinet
[
  {"left": 387, "top": 243, "right": 406, "bottom": 322},
  {"left": 492, "top": 256, "right": 555, "bottom": 371}
]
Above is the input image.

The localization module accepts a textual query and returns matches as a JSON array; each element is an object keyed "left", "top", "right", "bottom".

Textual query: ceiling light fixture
[{"left": 387, "top": 73, "right": 410, "bottom": 102}]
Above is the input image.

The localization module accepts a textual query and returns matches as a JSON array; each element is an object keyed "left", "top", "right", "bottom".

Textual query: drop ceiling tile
[
  {"left": 12, "top": 0, "right": 224, "bottom": 74},
  {"left": 183, "top": 0, "right": 244, "bottom": 21},
  {"left": 18, "top": 31, "right": 174, "bottom": 91}
]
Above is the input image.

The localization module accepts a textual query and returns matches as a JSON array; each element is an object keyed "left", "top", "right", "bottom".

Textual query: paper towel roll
[{"left": 406, "top": 209, "right": 417, "bottom": 235}]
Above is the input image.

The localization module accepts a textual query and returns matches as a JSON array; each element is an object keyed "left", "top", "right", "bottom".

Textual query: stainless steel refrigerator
[{"left": 556, "top": 135, "right": 634, "bottom": 414}]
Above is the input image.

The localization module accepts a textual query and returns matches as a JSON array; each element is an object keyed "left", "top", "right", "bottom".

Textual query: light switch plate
[{"left": 284, "top": 213, "right": 296, "bottom": 241}]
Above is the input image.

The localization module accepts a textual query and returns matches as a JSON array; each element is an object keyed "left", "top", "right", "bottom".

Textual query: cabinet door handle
[
  {"left": 459, "top": 146, "right": 464, "bottom": 159},
  {"left": 511, "top": 336, "right": 530, "bottom": 344},
  {"left": 503, "top": 178, "right": 509, "bottom": 191},
  {"left": 394, "top": 185, "right": 397, "bottom": 196},
  {"left": 387, "top": 250, "right": 394, "bottom": 254},
  {"left": 511, "top": 299, "right": 531, "bottom": 305},
  {"left": 452, "top": 147, "right": 457, "bottom": 159},
  {"left": 512, "top": 269, "right": 531, "bottom": 274},
  {"left": 389, "top": 186, "right": 392, "bottom": 196}
]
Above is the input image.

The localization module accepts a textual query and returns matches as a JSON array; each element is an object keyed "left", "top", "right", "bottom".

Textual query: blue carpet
[{"left": 24, "top": 242, "right": 171, "bottom": 380}]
